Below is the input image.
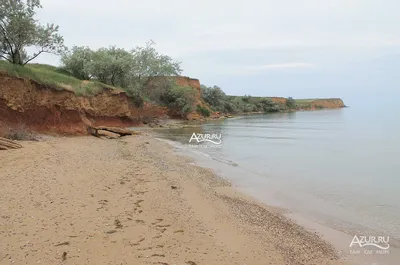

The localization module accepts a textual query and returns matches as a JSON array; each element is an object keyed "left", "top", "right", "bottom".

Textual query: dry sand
[{"left": 0, "top": 135, "right": 354, "bottom": 265}]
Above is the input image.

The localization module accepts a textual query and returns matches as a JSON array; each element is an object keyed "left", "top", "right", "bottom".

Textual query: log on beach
[
  {"left": 0, "top": 137, "right": 23, "bottom": 150},
  {"left": 88, "top": 126, "right": 141, "bottom": 139}
]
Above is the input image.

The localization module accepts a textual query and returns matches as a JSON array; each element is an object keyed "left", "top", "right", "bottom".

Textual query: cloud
[{"left": 36, "top": 0, "right": 400, "bottom": 58}]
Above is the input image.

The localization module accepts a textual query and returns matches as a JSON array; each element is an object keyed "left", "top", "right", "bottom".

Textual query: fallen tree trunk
[
  {"left": 94, "top": 126, "right": 140, "bottom": 136},
  {"left": 0, "top": 137, "right": 23, "bottom": 150},
  {"left": 88, "top": 126, "right": 141, "bottom": 139}
]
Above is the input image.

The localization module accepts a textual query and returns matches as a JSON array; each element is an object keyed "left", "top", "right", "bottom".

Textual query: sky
[{"left": 34, "top": 0, "right": 400, "bottom": 105}]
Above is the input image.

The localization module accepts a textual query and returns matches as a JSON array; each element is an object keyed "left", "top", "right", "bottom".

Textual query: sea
[{"left": 151, "top": 104, "right": 400, "bottom": 264}]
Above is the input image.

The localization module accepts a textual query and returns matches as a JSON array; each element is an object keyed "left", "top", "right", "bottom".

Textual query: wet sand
[{"left": 0, "top": 135, "right": 352, "bottom": 265}]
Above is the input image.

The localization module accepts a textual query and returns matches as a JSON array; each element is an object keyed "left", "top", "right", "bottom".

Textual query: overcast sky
[{"left": 35, "top": 0, "right": 400, "bottom": 104}]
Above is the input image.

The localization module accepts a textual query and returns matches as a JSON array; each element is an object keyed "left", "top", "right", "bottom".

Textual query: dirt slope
[{"left": 0, "top": 72, "right": 169, "bottom": 135}]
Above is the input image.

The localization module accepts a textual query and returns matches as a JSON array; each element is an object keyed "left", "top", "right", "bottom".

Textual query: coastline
[
  {"left": 0, "top": 134, "right": 351, "bottom": 265},
  {"left": 155, "top": 132, "right": 400, "bottom": 265}
]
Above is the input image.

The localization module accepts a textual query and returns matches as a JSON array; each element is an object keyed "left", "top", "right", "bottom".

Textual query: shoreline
[
  {"left": 0, "top": 134, "right": 353, "bottom": 264},
  {"left": 138, "top": 108, "right": 348, "bottom": 131},
  {"left": 156, "top": 135, "right": 400, "bottom": 265}
]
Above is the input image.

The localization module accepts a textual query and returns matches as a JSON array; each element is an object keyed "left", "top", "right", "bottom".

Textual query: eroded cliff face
[
  {"left": 0, "top": 71, "right": 345, "bottom": 136},
  {"left": 306, "top": 98, "right": 345, "bottom": 109},
  {"left": 0, "top": 73, "right": 167, "bottom": 135},
  {"left": 270, "top": 97, "right": 345, "bottom": 109}
]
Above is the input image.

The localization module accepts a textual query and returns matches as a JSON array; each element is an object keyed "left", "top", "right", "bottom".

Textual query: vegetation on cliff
[
  {"left": 60, "top": 41, "right": 196, "bottom": 114},
  {"left": 200, "top": 85, "right": 293, "bottom": 114},
  {"left": 200, "top": 84, "right": 345, "bottom": 114}
]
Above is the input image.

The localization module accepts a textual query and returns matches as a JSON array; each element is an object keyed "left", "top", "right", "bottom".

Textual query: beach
[{"left": 0, "top": 134, "right": 351, "bottom": 265}]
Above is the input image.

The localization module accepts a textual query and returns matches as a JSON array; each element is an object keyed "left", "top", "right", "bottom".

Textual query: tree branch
[
  {"left": 0, "top": 54, "right": 11, "bottom": 62},
  {"left": 22, "top": 50, "right": 43, "bottom": 65},
  {"left": 0, "top": 21, "right": 15, "bottom": 56}
]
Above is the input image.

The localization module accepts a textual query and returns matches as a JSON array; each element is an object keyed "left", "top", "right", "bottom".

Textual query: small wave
[{"left": 156, "top": 138, "right": 239, "bottom": 167}]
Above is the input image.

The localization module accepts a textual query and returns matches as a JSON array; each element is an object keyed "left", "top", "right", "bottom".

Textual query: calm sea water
[{"left": 154, "top": 106, "right": 400, "bottom": 243}]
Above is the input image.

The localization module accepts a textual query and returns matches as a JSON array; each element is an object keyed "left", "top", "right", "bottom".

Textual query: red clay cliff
[{"left": 0, "top": 72, "right": 171, "bottom": 135}]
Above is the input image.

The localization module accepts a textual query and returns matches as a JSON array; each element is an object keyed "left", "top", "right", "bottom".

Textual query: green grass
[
  {"left": 294, "top": 99, "right": 317, "bottom": 103},
  {"left": 294, "top": 98, "right": 319, "bottom": 107},
  {"left": 0, "top": 61, "right": 114, "bottom": 96}
]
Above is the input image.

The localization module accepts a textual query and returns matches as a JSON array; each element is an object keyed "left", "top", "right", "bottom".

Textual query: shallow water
[{"left": 154, "top": 106, "right": 400, "bottom": 246}]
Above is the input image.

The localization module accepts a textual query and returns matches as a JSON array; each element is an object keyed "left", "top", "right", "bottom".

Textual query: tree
[
  {"left": 129, "top": 40, "right": 182, "bottom": 89},
  {"left": 201, "top": 85, "right": 227, "bottom": 109},
  {"left": 82, "top": 46, "right": 134, "bottom": 86},
  {"left": 0, "top": 0, "right": 65, "bottom": 65},
  {"left": 60, "top": 41, "right": 183, "bottom": 106},
  {"left": 61, "top": 46, "right": 93, "bottom": 80}
]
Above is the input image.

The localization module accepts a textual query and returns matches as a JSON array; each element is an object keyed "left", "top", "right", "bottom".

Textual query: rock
[{"left": 97, "top": 130, "right": 120, "bottom": 139}]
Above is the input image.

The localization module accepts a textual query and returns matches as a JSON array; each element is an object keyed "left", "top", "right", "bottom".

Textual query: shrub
[
  {"left": 125, "top": 87, "right": 145, "bottom": 108},
  {"left": 4, "top": 125, "right": 36, "bottom": 141},
  {"left": 260, "top": 98, "right": 282, "bottom": 113},
  {"left": 201, "top": 85, "right": 227, "bottom": 110},
  {"left": 242, "top": 94, "right": 252, "bottom": 103},
  {"left": 197, "top": 105, "right": 211, "bottom": 117},
  {"left": 160, "top": 85, "right": 196, "bottom": 116},
  {"left": 286, "top": 97, "right": 297, "bottom": 109},
  {"left": 223, "top": 101, "right": 238, "bottom": 114}
]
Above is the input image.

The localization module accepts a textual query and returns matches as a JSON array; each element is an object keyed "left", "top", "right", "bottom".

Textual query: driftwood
[
  {"left": 0, "top": 137, "right": 23, "bottom": 150},
  {"left": 97, "top": 130, "right": 121, "bottom": 139},
  {"left": 88, "top": 126, "right": 141, "bottom": 139}
]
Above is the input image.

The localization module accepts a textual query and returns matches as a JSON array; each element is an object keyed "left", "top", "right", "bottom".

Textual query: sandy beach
[{"left": 0, "top": 134, "right": 352, "bottom": 265}]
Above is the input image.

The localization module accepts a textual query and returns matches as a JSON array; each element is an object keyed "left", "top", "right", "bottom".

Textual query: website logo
[
  {"left": 189, "top": 133, "right": 222, "bottom": 145},
  {"left": 350, "top": 235, "right": 390, "bottom": 250}
]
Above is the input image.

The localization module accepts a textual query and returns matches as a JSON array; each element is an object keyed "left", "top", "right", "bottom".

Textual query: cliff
[
  {"left": 295, "top": 98, "right": 346, "bottom": 109},
  {"left": 0, "top": 69, "right": 345, "bottom": 136},
  {"left": 0, "top": 72, "right": 168, "bottom": 135},
  {"left": 269, "top": 97, "right": 345, "bottom": 109}
]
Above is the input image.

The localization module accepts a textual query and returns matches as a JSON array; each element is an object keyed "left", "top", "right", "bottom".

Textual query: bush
[
  {"left": 197, "top": 105, "right": 211, "bottom": 117},
  {"left": 242, "top": 95, "right": 252, "bottom": 103},
  {"left": 286, "top": 97, "right": 296, "bottom": 109},
  {"left": 4, "top": 125, "right": 36, "bottom": 141},
  {"left": 260, "top": 98, "right": 282, "bottom": 113},
  {"left": 125, "top": 87, "right": 145, "bottom": 108},
  {"left": 160, "top": 85, "right": 196, "bottom": 116},
  {"left": 201, "top": 85, "right": 227, "bottom": 110},
  {"left": 223, "top": 101, "right": 238, "bottom": 114}
]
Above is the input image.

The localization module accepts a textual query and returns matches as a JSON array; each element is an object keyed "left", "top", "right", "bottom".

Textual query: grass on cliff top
[
  {"left": 0, "top": 60, "right": 114, "bottom": 96},
  {"left": 294, "top": 98, "right": 342, "bottom": 107}
]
